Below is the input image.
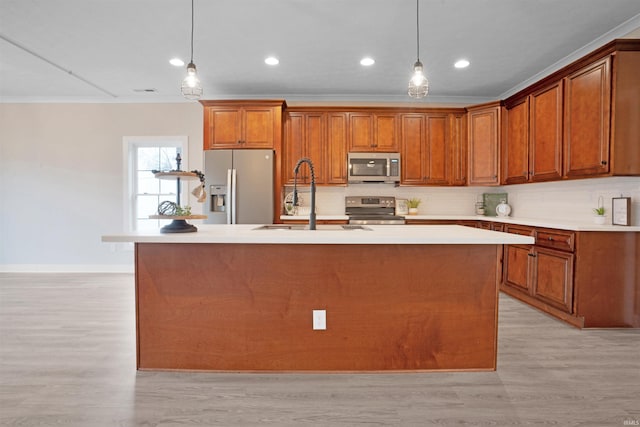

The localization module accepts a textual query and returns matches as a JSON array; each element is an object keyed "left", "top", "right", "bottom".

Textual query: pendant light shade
[
  {"left": 182, "top": 62, "right": 202, "bottom": 100},
  {"left": 408, "top": 0, "right": 429, "bottom": 98},
  {"left": 181, "top": 0, "right": 202, "bottom": 100}
]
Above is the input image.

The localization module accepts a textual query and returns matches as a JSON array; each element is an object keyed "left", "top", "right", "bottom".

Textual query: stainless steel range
[{"left": 345, "top": 196, "right": 406, "bottom": 225}]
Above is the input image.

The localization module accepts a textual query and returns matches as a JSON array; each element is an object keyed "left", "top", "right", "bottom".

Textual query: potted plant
[
  {"left": 407, "top": 198, "right": 421, "bottom": 215},
  {"left": 592, "top": 206, "right": 606, "bottom": 225}
]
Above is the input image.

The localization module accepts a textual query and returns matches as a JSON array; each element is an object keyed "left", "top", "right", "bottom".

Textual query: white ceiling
[{"left": 1, "top": 0, "right": 640, "bottom": 105}]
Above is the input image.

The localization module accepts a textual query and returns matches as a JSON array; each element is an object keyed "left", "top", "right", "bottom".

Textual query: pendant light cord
[
  {"left": 415, "top": 0, "right": 420, "bottom": 62},
  {"left": 190, "top": 0, "right": 195, "bottom": 63}
]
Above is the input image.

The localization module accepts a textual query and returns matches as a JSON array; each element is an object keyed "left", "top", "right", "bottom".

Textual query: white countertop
[
  {"left": 102, "top": 224, "right": 535, "bottom": 245},
  {"left": 281, "top": 214, "right": 640, "bottom": 232}
]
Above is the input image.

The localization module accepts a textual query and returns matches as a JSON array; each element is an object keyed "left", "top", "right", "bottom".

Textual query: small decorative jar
[{"left": 496, "top": 200, "right": 512, "bottom": 217}]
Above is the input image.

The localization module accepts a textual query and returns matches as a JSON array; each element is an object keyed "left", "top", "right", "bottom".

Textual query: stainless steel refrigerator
[{"left": 203, "top": 149, "right": 274, "bottom": 224}]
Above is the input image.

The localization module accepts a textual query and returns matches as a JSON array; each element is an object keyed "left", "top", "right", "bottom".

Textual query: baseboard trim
[{"left": 0, "top": 264, "right": 134, "bottom": 273}]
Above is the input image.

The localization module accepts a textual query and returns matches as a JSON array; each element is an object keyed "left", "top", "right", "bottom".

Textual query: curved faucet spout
[{"left": 293, "top": 157, "right": 316, "bottom": 230}]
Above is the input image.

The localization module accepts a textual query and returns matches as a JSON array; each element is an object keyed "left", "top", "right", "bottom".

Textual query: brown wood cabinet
[
  {"left": 502, "top": 97, "right": 529, "bottom": 184},
  {"left": 283, "top": 112, "right": 326, "bottom": 184},
  {"left": 326, "top": 113, "right": 348, "bottom": 184},
  {"left": 502, "top": 225, "right": 575, "bottom": 315},
  {"left": 502, "top": 81, "right": 563, "bottom": 184},
  {"left": 407, "top": 219, "right": 639, "bottom": 328},
  {"left": 564, "top": 56, "right": 611, "bottom": 178},
  {"left": 400, "top": 112, "right": 463, "bottom": 186},
  {"left": 349, "top": 112, "right": 399, "bottom": 152},
  {"left": 283, "top": 110, "right": 347, "bottom": 186},
  {"left": 201, "top": 100, "right": 285, "bottom": 150},
  {"left": 529, "top": 81, "right": 564, "bottom": 181},
  {"left": 449, "top": 113, "right": 467, "bottom": 186},
  {"left": 400, "top": 114, "right": 425, "bottom": 184},
  {"left": 503, "top": 40, "right": 640, "bottom": 181},
  {"left": 467, "top": 101, "right": 501, "bottom": 186}
]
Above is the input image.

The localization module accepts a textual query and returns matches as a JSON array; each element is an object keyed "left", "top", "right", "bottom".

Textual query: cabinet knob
[
  {"left": 601, "top": 160, "right": 608, "bottom": 166},
  {"left": 548, "top": 237, "right": 554, "bottom": 241}
]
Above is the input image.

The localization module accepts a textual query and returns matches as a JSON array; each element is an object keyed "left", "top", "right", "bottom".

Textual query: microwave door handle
[{"left": 386, "top": 158, "right": 390, "bottom": 177}]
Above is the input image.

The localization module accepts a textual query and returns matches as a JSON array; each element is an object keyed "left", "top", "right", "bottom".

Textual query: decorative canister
[{"left": 496, "top": 200, "right": 512, "bottom": 217}]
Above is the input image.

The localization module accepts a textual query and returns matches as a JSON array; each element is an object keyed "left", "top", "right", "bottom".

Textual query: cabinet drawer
[
  {"left": 504, "top": 224, "right": 534, "bottom": 237},
  {"left": 536, "top": 229, "right": 575, "bottom": 252}
]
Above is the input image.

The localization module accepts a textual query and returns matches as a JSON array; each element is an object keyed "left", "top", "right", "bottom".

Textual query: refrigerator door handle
[
  {"left": 230, "top": 169, "right": 237, "bottom": 224},
  {"left": 226, "top": 168, "right": 233, "bottom": 224}
]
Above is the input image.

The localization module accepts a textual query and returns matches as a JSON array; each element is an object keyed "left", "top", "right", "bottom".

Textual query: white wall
[
  {"left": 1, "top": 103, "right": 639, "bottom": 272},
  {"left": 298, "top": 177, "right": 640, "bottom": 225},
  {"left": 0, "top": 103, "right": 202, "bottom": 272}
]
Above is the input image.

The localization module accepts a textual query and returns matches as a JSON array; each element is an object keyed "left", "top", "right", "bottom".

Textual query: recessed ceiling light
[
  {"left": 170, "top": 58, "right": 185, "bottom": 67},
  {"left": 265, "top": 57, "right": 279, "bottom": 65},
  {"left": 454, "top": 59, "right": 470, "bottom": 69},
  {"left": 360, "top": 57, "right": 375, "bottom": 66}
]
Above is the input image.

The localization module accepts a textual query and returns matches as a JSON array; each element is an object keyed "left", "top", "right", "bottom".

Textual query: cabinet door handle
[
  {"left": 601, "top": 160, "right": 608, "bottom": 166},
  {"left": 548, "top": 237, "right": 554, "bottom": 241}
]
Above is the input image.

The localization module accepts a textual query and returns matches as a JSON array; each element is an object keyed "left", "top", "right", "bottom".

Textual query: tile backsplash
[{"left": 288, "top": 176, "right": 640, "bottom": 225}]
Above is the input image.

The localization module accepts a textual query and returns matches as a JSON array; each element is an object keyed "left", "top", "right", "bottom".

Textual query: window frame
[{"left": 122, "top": 136, "right": 188, "bottom": 232}]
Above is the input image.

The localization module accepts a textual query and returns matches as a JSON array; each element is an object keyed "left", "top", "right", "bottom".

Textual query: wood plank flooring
[{"left": 0, "top": 273, "right": 638, "bottom": 426}]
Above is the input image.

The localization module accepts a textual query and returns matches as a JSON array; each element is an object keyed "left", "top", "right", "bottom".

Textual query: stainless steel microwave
[{"left": 347, "top": 152, "right": 401, "bottom": 184}]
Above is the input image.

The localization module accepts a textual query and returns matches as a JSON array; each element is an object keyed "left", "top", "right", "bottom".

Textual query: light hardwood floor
[{"left": 0, "top": 273, "right": 638, "bottom": 426}]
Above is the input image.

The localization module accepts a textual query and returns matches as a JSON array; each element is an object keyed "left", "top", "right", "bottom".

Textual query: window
[{"left": 123, "top": 137, "right": 188, "bottom": 231}]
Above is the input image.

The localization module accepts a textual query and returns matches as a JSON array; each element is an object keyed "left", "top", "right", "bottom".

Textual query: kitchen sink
[{"left": 253, "top": 224, "right": 371, "bottom": 231}]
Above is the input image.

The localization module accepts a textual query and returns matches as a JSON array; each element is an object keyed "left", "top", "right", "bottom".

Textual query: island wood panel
[{"left": 135, "top": 243, "right": 502, "bottom": 372}]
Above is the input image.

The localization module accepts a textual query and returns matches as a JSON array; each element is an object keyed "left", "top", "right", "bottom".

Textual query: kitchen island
[{"left": 103, "top": 225, "right": 533, "bottom": 372}]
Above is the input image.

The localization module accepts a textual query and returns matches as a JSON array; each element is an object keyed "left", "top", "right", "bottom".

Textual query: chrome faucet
[{"left": 293, "top": 157, "right": 316, "bottom": 230}]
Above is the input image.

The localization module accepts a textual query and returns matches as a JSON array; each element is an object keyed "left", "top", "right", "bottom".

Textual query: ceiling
[{"left": 1, "top": 0, "right": 640, "bottom": 105}]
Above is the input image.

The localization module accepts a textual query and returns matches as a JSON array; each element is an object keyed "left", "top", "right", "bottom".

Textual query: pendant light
[
  {"left": 408, "top": 0, "right": 429, "bottom": 98},
  {"left": 181, "top": 0, "right": 203, "bottom": 100}
]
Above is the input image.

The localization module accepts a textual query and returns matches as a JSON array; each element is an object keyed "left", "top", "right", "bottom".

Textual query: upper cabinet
[
  {"left": 449, "top": 113, "right": 467, "bottom": 186},
  {"left": 283, "top": 110, "right": 347, "bottom": 186},
  {"left": 326, "top": 113, "right": 349, "bottom": 184},
  {"left": 563, "top": 57, "right": 611, "bottom": 178},
  {"left": 529, "top": 81, "right": 564, "bottom": 182},
  {"left": 283, "top": 112, "right": 326, "bottom": 185},
  {"left": 349, "top": 112, "right": 399, "bottom": 152},
  {"left": 502, "top": 97, "right": 529, "bottom": 185},
  {"left": 502, "top": 81, "right": 563, "bottom": 184},
  {"left": 400, "top": 114, "right": 427, "bottom": 184},
  {"left": 400, "top": 112, "right": 465, "bottom": 186},
  {"left": 201, "top": 100, "right": 285, "bottom": 150},
  {"left": 502, "top": 39, "right": 640, "bottom": 181},
  {"left": 467, "top": 101, "right": 502, "bottom": 186}
]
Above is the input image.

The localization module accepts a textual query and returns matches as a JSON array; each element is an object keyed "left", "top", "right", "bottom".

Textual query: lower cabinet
[
  {"left": 502, "top": 225, "right": 575, "bottom": 315},
  {"left": 530, "top": 246, "right": 574, "bottom": 313},
  {"left": 503, "top": 244, "right": 531, "bottom": 293},
  {"left": 502, "top": 224, "right": 575, "bottom": 314},
  {"left": 405, "top": 219, "right": 639, "bottom": 328}
]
